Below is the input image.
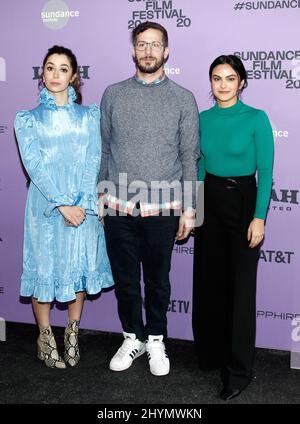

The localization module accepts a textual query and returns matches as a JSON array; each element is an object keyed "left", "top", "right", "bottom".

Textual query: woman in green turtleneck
[{"left": 193, "top": 55, "right": 274, "bottom": 400}]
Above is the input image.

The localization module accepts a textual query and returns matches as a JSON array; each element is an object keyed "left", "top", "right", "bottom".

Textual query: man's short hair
[{"left": 131, "top": 21, "right": 168, "bottom": 47}]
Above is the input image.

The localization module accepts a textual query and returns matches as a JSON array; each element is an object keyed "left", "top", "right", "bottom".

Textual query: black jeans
[
  {"left": 193, "top": 173, "right": 260, "bottom": 390},
  {"left": 104, "top": 212, "right": 179, "bottom": 341}
]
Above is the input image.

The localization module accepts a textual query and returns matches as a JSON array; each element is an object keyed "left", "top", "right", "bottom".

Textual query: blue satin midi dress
[{"left": 14, "top": 86, "right": 114, "bottom": 302}]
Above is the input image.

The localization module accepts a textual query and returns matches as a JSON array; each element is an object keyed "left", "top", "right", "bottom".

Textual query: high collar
[
  {"left": 213, "top": 98, "right": 244, "bottom": 115},
  {"left": 39, "top": 86, "right": 77, "bottom": 111}
]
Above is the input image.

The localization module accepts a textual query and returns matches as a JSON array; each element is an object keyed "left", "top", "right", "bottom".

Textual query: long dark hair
[
  {"left": 209, "top": 54, "right": 248, "bottom": 95},
  {"left": 39, "top": 45, "right": 82, "bottom": 104}
]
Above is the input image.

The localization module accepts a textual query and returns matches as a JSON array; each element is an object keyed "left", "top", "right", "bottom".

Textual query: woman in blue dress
[{"left": 14, "top": 45, "right": 114, "bottom": 369}]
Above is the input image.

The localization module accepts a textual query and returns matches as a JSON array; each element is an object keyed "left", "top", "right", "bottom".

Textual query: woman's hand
[
  {"left": 247, "top": 218, "right": 264, "bottom": 248},
  {"left": 58, "top": 206, "right": 86, "bottom": 227}
]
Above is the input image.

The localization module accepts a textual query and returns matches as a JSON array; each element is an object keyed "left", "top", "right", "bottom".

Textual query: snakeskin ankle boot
[
  {"left": 64, "top": 319, "right": 80, "bottom": 367},
  {"left": 37, "top": 325, "right": 66, "bottom": 369}
]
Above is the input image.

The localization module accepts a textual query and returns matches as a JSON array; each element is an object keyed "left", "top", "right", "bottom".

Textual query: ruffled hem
[{"left": 20, "top": 271, "right": 114, "bottom": 303}]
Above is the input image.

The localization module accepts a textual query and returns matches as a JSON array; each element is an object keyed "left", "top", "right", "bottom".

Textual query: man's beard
[{"left": 134, "top": 55, "right": 165, "bottom": 74}]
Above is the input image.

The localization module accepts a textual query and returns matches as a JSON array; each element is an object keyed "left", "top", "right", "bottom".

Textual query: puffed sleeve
[
  {"left": 76, "top": 104, "right": 101, "bottom": 215},
  {"left": 14, "top": 110, "right": 76, "bottom": 217}
]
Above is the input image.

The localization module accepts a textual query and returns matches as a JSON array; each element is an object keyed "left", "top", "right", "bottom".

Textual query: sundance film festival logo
[
  {"left": 0, "top": 57, "right": 6, "bottom": 81},
  {"left": 234, "top": 1, "right": 300, "bottom": 10},
  {"left": 0, "top": 317, "right": 5, "bottom": 341},
  {"left": 291, "top": 57, "right": 300, "bottom": 88},
  {"left": 128, "top": 0, "right": 192, "bottom": 29},
  {"left": 164, "top": 63, "right": 181, "bottom": 77},
  {"left": 234, "top": 50, "right": 300, "bottom": 89},
  {"left": 41, "top": 0, "right": 79, "bottom": 30},
  {"left": 270, "top": 121, "right": 289, "bottom": 141}
]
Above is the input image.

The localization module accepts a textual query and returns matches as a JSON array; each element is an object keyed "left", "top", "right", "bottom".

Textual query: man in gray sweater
[{"left": 99, "top": 21, "right": 199, "bottom": 376}]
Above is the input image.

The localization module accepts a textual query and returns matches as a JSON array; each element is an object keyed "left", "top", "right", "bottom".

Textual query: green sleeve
[
  {"left": 254, "top": 111, "right": 274, "bottom": 219},
  {"left": 198, "top": 118, "right": 206, "bottom": 181},
  {"left": 198, "top": 152, "right": 206, "bottom": 181}
]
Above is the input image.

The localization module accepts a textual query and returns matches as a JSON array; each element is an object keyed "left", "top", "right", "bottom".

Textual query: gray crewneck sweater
[{"left": 99, "top": 76, "right": 199, "bottom": 208}]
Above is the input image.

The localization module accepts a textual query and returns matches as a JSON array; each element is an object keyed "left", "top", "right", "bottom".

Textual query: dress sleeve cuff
[
  {"left": 74, "top": 192, "right": 98, "bottom": 215},
  {"left": 44, "top": 194, "right": 77, "bottom": 218}
]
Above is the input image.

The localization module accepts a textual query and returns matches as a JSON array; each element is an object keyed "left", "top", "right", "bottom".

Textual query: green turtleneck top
[{"left": 198, "top": 100, "right": 274, "bottom": 219}]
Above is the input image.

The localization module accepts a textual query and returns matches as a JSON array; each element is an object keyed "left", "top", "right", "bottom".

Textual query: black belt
[{"left": 205, "top": 172, "right": 256, "bottom": 188}]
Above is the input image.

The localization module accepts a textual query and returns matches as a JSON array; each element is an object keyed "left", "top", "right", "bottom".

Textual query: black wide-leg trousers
[
  {"left": 193, "top": 173, "right": 260, "bottom": 390},
  {"left": 105, "top": 211, "right": 179, "bottom": 341}
]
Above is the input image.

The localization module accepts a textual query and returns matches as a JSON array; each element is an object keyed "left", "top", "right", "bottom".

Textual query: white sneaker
[
  {"left": 146, "top": 335, "right": 170, "bottom": 376},
  {"left": 109, "top": 332, "right": 145, "bottom": 371}
]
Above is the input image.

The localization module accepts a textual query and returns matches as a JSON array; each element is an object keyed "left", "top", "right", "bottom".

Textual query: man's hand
[{"left": 176, "top": 209, "right": 196, "bottom": 241}]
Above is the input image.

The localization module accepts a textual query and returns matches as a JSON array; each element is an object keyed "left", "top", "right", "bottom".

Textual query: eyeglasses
[{"left": 135, "top": 41, "right": 164, "bottom": 52}]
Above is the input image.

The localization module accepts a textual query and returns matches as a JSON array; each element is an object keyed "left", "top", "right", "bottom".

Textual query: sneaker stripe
[
  {"left": 110, "top": 337, "right": 145, "bottom": 372},
  {"left": 130, "top": 348, "right": 141, "bottom": 359}
]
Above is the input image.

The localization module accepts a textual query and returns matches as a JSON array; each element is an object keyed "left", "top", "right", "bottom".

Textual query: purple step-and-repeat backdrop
[{"left": 0, "top": 0, "right": 300, "bottom": 351}]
